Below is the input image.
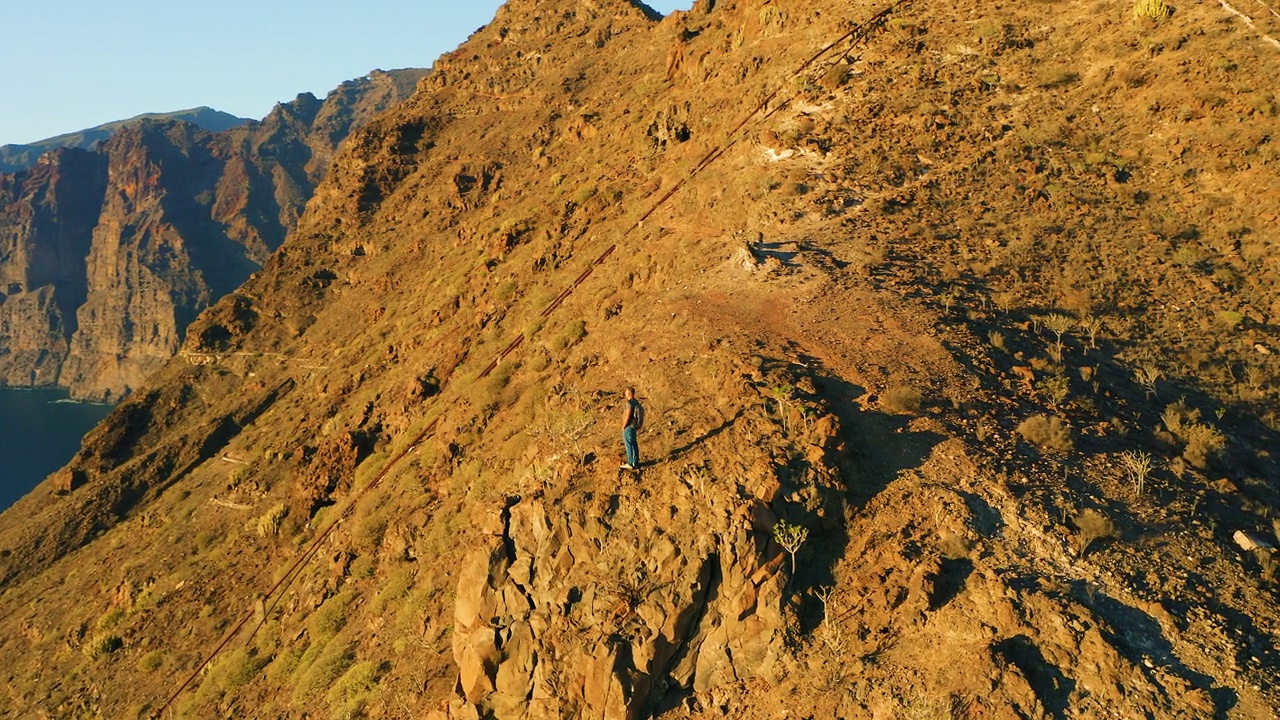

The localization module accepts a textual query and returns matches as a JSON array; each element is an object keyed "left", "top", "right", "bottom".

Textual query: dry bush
[
  {"left": 1255, "top": 549, "right": 1279, "bottom": 584},
  {"left": 1118, "top": 450, "right": 1154, "bottom": 495},
  {"left": 779, "top": 180, "right": 809, "bottom": 197},
  {"left": 899, "top": 691, "right": 972, "bottom": 720},
  {"left": 1079, "top": 315, "right": 1104, "bottom": 348},
  {"left": 883, "top": 385, "right": 924, "bottom": 415},
  {"left": 1136, "top": 363, "right": 1162, "bottom": 398},
  {"left": 1040, "top": 313, "right": 1075, "bottom": 349},
  {"left": 1074, "top": 509, "right": 1118, "bottom": 557},
  {"left": 1181, "top": 422, "right": 1226, "bottom": 469},
  {"left": 1017, "top": 415, "right": 1074, "bottom": 452},
  {"left": 548, "top": 318, "right": 587, "bottom": 352},
  {"left": 821, "top": 62, "right": 850, "bottom": 90},
  {"left": 137, "top": 650, "right": 164, "bottom": 672},
  {"left": 83, "top": 632, "right": 123, "bottom": 659},
  {"left": 1161, "top": 400, "right": 1197, "bottom": 436},
  {"left": 1161, "top": 401, "right": 1226, "bottom": 468}
]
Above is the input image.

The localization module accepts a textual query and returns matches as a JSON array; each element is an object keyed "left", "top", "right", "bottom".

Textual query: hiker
[{"left": 621, "top": 387, "right": 643, "bottom": 470}]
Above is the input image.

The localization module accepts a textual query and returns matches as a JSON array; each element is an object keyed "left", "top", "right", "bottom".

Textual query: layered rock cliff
[
  {"left": 0, "top": 107, "right": 249, "bottom": 175},
  {"left": 0, "top": 0, "right": 1278, "bottom": 718},
  {"left": 0, "top": 69, "right": 426, "bottom": 399}
]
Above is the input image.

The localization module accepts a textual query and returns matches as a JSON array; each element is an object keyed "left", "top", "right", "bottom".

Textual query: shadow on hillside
[
  {"left": 665, "top": 407, "right": 746, "bottom": 462},
  {"left": 1076, "top": 584, "right": 1239, "bottom": 717},
  {"left": 995, "top": 635, "right": 1076, "bottom": 720},
  {"left": 803, "top": 355, "right": 944, "bottom": 502},
  {"left": 785, "top": 355, "right": 944, "bottom": 618}
]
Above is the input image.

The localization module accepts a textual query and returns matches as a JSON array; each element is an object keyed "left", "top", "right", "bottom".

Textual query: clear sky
[{"left": 0, "top": 0, "right": 692, "bottom": 147}]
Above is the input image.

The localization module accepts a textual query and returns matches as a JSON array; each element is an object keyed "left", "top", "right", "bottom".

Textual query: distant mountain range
[
  {"left": 0, "top": 107, "right": 251, "bottom": 174},
  {"left": 0, "top": 69, "right": 428, "bottom": 400}
]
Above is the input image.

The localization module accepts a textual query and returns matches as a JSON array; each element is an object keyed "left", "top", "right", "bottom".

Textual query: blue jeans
[{"left": 623, "top": 426, "right": 639, "bottom": 467}]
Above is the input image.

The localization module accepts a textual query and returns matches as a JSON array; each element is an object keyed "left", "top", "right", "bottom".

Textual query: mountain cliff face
[
  {"left": 0, "top": 0, "right": 1279, "bottom": 718},
  {"left": 0, "top": 69, "right": 427, "bottom": 399},
  {"left": 0, "top": 107, "right": 250, "bottom": 175}
]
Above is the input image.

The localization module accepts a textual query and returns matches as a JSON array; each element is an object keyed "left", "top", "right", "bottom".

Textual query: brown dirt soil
[{"left": 0, "top": 0, "right": 1278, "bottom": 718}]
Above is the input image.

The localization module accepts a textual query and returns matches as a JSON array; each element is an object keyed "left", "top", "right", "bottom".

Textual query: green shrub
[
  {"left": 1036, "top": 374, "right": 1071, "bottom": 406},
  {"left": 773, "top": 520, "right": 809, "bottom": 582},
  {"left": 254, "top": 503, "right": 288, "bottom": 538},
  {"left": 326, "top": 660, "right": 382, "bottom": 719},
  {"left": 97, "top": 608, "right": 125, "bottom": 630},
  {"left": 370, "top": 568, "right": 415, "bottom": 616},
  {"left": 267, "top": 645, "right": 305, "bottom": 685},
  {"left": 218, "top": 647, "right": 270, "bottom": 689},
  {"left": 83, "top": 632, "right": 123, "bottom": 659},
  {"left": 137, "top": 650, "right": 164, "bottom": 672},
  {"left": 549, "top": 319, "right": 587, "bottom": 352},
  {"left": 1217, "top": 310, "right": 1244, "bottom": 328},
  {"left": 1133, "top": 0, "right": 1171, "bottom": 21},
  {"left": 311, "top": 591, "right": 353, "bottom": 642},
  {"left": 293, "top": 643, "right": 355, "bottom": 704}
]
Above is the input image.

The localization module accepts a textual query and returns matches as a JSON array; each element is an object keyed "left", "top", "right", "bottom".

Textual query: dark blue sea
[{"left": 0, "top": 388, "right": 112, "bottom": 511}]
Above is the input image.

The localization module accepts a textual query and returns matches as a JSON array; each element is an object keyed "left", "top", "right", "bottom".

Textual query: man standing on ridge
[{"left": 621, "top": 387, "right": 643, "bottom": 470}]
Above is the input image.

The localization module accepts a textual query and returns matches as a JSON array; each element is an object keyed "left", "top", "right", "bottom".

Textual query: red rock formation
[{"left": 0, "top": 69, "right": 427, "bottom": 400}]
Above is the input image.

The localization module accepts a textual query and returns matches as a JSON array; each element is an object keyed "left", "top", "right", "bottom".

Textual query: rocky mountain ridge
[
  {"left": 0, "top": 0, "right": 1278, "bottom": 718},
  {"left": 0, "top": 107, "right": 251, "bottom": 175},
  {"left": 0, "top": 69, "right": 426, "bottom": 400}
]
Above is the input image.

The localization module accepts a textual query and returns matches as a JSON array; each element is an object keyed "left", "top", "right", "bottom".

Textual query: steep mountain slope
[
  {"left": 0, "top": 107, "right": 250, "bottom": 175},
  {"left": 0, "top": 0, "right": 1278, "bottom": 718},
  {"left": 0, "top": 69, "right": 426, "bottom": 400}
]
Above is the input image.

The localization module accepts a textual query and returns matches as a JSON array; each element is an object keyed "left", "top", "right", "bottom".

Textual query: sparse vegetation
[
  {"left": 1133, "top": 0, "right": 1172, "bottom": 21},
  {"left": 1040, "top": 313, "right": 1075, "bottom": 356},
  {"left": 1074, "top": 509, "right": 1118, "bottom": 557},
  {"left": 1118, "top": 450, "right": 1154, "bottom": 495},
  {"left": 253, "top": 503, "right": 288, "bottom": 538},
  {"left": 1136, "top": 364, "right": 1162, "bottom": 398},
  {"left": 5, "top": 2, "right": 1280, "bottom": 717},
  {"left": 1161, "top": 401, "right": 1227, "bottom": 468},
  {"left": 82, "top": 632, "right": 123, "bottom": 659},
  {"left": 136, "top": 650, "right": 164, "bottom": 673},
  {"left": 883, "top": 385, "right": 923, "bottom": 415},
  {"left": 773, "top": 520, "right": 809, "bottom": 583},
  {"left": 1017, "top": 414, "right": 1073, "bottom": 452}
]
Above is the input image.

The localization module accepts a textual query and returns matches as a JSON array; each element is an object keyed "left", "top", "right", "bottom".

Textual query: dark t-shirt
[{"left": 626, "top": 399, "right": 643, "bottom": 430}]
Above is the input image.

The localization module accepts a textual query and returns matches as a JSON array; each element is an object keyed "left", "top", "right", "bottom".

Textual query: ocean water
[{"left": 0, "top": 388, "right": 113, "bottom": 511}]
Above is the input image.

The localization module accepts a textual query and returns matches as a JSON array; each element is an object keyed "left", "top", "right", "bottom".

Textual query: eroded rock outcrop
[
  {"left": 0, "top": 69, "right": 427, "bottom": 400},
  {"left": 447, "top": 495, "right": 787, "bottom": 718},
  {"left": 0, "top": 149, "right": 107, "bottom": 386}
]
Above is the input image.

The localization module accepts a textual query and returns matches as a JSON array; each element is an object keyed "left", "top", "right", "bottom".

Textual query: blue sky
[{"left": 0, "top": 1, "right": 691, "bottom": 147}]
